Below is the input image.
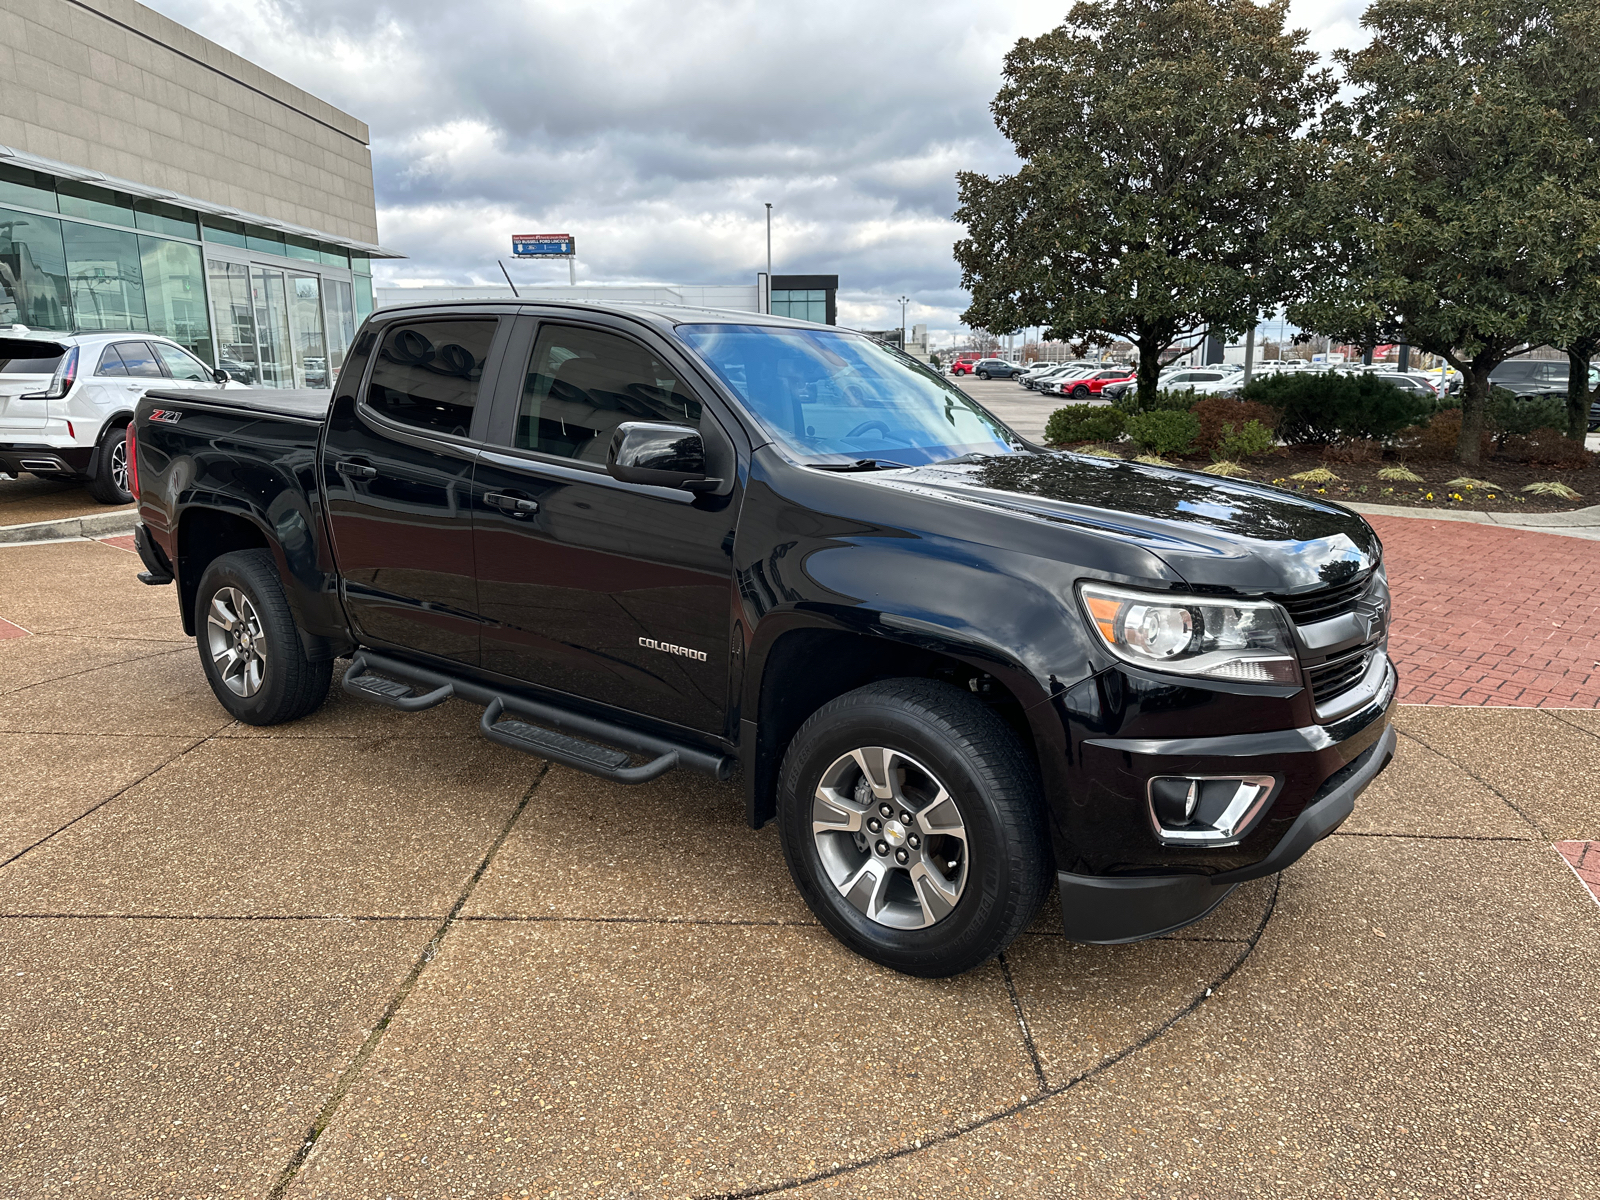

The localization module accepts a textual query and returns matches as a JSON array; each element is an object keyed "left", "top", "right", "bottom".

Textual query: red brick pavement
[
  {"left": 1556, "top": 842, "right": 1600, "bottom": 906},
  {"left": 1368, "top": 516, "right": 1600, "bottom": 708}
]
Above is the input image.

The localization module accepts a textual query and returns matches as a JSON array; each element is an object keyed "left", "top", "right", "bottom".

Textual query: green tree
[
  {"left": 954, "top": 0, "right": 1333, "bottom": 407},
  {"left": 1289, "top": 0, "right": 1600, "bottom": 465}
]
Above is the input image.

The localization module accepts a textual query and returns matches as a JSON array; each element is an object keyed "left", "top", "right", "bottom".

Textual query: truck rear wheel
[
  {"left": 194, "top": 550, "right": 331, "bottom": 725},
  {"left": 777, "top": 678, "right": 1050, "bottom": 977}
]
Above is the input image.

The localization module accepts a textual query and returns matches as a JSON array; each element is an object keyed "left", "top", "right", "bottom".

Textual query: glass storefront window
[
  {"left": 350, "top": 255, "right": 371, "bottom": 275},
  {"left": 64, "top": 223, "right": 148, "bottom": 332},
  {"left": 208, "top": 259, "right": 258, "bottom": 384},
  {"left": 354, "top": 274, "right": 373, "bottom": 322},
  {"left": 134, "top": 200, "right": 199, "bottom": 241},
  {"left": 0, "top": 164, "right": 59, "bottom": 213},
  {"left": 58, "top": 181, "right": 136, "bottom": 229},
  {"left": 319, "top": 246, "right": 349, "bottom": 269},
  {"left": 139, "top": 236, "right": 212, "bottom": 362},
  {"left": 287, "top": 273, "right": 328, "bottom": 387},
  {"left": 246, "top": 228, "right": 287, "bottom": 258},
  {"left": 251, "top": 267, "right": 293, "bottom": 387},
  {"left": 771, "top": 289, "right": 827, "bottom": 323},
  {"left": 285, "top": 237, "right": 321, "bottom": 263},
  {"left": 324, "top": 277, "right": 356, "bottom": 378},
  {"left": 0, "top": 206, "right": 71, "bottom": 329},
  {"left": 202, "top": 218, "right": 248, "bottom": 248}
]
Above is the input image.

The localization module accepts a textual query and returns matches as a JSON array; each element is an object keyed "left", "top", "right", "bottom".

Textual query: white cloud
[{"left": 143, "top": 0, "right": 1374, "bottom": 346}]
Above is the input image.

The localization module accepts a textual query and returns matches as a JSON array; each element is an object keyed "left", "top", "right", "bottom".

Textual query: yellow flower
[
  {"left": 1425, "top": 492, "right": 1434, "bottom": 500},
  {"left": 1488, "top": 493, "right": 1496, "bottom": 499}
]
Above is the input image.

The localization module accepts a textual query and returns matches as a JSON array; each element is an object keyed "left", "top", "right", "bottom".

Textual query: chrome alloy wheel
[
  {"left": 811, "top": 746, "right": 969, "bottom": 929},
  {"left": 109, "top": 436, "right": 129, "bottom": 492},
  {"left": 205, "top": 587, "right": 267, "bottom": 697}
]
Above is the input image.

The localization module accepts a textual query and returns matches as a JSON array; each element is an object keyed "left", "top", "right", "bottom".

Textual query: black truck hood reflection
[{"left": 852, "top": 451, "right": 1382, "bottom": 592}]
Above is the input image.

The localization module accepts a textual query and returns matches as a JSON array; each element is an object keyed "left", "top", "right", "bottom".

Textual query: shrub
[
  {"left": 1216, "top": 420, "right": 1275, "bottom": 461},
  {"left": 1192, "top": 397, "right": 1277, "bottom": 453},
  {"left": 1240, "top": 371, "right": 1431, "bottom": 443},
  {"left": 1523, "top": 480, "right": 1583, "bottom": 500},
  {"left": 1516, "top": 427, "right": 1592, "bottom": 468},
  {"left": 1125, "top": 409, "right": 1200, "bottom": 456},
  {"left": 1489, "top": 389, "right": 1567, "bottom": 439},
  {"left": 1322, "top": 438, "right": 1383, "bottom": 463},
  {"left": 1377, "top": 465, "right": 1424, "bottom": 483},
  {"left": 1394, "top": 409, "right": 1493, "bottom": 462},
  {"left": 1044, "top": 404, "right": 1126, "bottom": 446},
  {"left": 1289, "top": 467, "right": 1339, "bottom": 484},
  {"left": 1113, "top": 386, "right": 1203, "bottom": 415},
  {"left": 1202, "top": 460, "right": 1250, "bottom": 476}
]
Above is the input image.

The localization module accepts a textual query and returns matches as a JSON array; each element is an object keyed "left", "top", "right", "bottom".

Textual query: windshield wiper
[
  {"left": 934, "top": 452, "right": 991, "bottom": 465},
  {"left": 811, "top": 458, "right": 915, "bottom": 472}
]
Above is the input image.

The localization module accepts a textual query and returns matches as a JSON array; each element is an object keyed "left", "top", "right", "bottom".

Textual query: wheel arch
[{"left": 84, "top": 408, "right": 134, "bottom": 478}]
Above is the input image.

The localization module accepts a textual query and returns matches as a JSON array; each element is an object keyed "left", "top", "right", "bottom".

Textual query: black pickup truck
[{"left": 128, "top": 300, "right": 1396, "bottom": 977}]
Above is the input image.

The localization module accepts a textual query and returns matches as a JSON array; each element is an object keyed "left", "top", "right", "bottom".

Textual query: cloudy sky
[{"left": 146, "top": 0, "right": 1369, "bottom": 346}]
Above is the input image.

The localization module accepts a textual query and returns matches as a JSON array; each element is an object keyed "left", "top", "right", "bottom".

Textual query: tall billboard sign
[{"left": 513, "top": 234, "right": 575, "bottom": 257}]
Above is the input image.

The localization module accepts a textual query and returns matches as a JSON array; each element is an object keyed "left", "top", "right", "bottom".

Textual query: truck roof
[{"left": 373, "top": 297, "right": 836, "bottom": 335}]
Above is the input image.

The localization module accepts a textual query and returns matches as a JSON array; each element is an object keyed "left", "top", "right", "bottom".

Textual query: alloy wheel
[
  {"left": 811, "top": 746, "right": 969, "bottom": 929},
  {"left": 205, "top": 586, "right": 268, "bottom": 697},
  {"left": 109, "top": 436, "right": 129, "bottom": 493}
]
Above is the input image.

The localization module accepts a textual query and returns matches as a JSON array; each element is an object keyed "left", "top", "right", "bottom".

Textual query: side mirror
[
  {"left": 606, "top": 422, "right": 719, "bottom": 492},
  {"left": 212, "top": 368, "right": 230, "bottom": 385}
]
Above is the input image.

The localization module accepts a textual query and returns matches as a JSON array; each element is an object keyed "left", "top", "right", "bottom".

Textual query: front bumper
[{"left": 1058, "top": 722, "right": 1396, "bottom": 942}]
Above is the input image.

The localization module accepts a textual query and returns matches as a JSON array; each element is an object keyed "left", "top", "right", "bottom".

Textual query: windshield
[{"left": 677, "top": 324, "right": 1022, "bottom": 466}]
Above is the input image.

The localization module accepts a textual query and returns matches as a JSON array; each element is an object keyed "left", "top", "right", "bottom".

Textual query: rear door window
[
  {"left": 112, "top": 341, "right": 165, "bottom": 378},
  {"left": 97, "top": 346, "right": 129, "bottom": 376},
  {"left": 364, "top": 319, "right": 498, "bottom": 437}
]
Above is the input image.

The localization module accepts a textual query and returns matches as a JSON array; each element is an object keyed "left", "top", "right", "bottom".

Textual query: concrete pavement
[{"left": 1, "top": 526, "right": 1597, "bottom": 1197}]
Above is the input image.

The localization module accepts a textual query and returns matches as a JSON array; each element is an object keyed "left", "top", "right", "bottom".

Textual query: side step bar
[{"left": 340, "top": 651, "right": 733, "bottom": 785}]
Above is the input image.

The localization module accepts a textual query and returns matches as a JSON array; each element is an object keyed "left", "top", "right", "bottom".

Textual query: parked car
[
  {"left": 1154, "top": 367, "right": 1242, "bottom": 397},
  {"left": 217, "top": 356, "right": 257, "bottom": 385},
  {"left": 1054, "top": 367, "right": 1137, "bottom": 398},
  {"left": 969, "top": 358, "right": 1026, "bottom": 380},
  {"left": 1022, "top": 364, "right": 1082, "bottom": 390},
  {"left": 949, "top": 353, "right": 983, "bottom": 376},
  {"left": 0, "top": 330, "right": 231, "bottom": 503},
  {"left": 128, "top": 299, "right": 1397, "bottom": 978}
]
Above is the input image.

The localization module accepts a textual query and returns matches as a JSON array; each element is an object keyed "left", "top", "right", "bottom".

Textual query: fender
[{"left": 84, "top": 408, "right": 133, "bottom": 479}]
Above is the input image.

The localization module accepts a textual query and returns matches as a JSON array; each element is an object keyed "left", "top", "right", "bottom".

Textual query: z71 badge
[{"left": 147, "top": 409, "right": 182, "bottom": 423}]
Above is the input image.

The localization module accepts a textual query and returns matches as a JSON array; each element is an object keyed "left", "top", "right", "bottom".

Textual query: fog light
[{"left": 1147, "top": 775, "right": 1276, "bottom": 845}]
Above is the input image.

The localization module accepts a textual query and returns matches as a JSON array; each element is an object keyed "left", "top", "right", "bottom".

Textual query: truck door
[
  {"left": 470, "top": 315, "right": 738, "bottom": 736},
  {"left": 323, "top": 314, "right": 509, "bottom": 665}
]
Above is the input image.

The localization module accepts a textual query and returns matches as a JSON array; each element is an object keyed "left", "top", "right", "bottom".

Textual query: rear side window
[
  {"left": 365, "top": 319, "right": 497, "bottom": 436},
  {"left": 98, "top": 346, "right": 129, "bottom": 376},
  {"left": 113, "top": 341, "right": 164, "bottom": 378},
  {"left": 515, "top": 324, "right": 701, "bottom": 463}
]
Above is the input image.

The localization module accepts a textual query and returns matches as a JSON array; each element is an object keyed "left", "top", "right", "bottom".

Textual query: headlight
[{"left": 1077, "top": 582, "right": 1300, "bottom": 684}]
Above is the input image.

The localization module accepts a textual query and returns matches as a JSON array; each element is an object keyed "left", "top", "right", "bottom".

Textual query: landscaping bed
[{"left": 1053, "top": 442, "right": 1597, "bottom": 512}]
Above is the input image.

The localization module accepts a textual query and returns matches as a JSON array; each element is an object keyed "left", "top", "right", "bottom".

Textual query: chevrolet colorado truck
[{"left": 127, "top": 300, "right": 1397, "bottom": 977}]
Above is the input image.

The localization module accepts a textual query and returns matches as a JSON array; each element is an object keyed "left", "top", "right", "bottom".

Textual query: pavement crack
[
  {"left": 0, "top": 729, "right": 216, "bottom": 871},
  {"left": 0, "top": 643, "right": 190, "bottom": 699},
  {"left": 698, "top": 875, "right": 1282, "bottom": 1200},
  {"left": 1332, "top": 830, "right": 1536, "bottom": 843},
  {"left": 997, "top": 951, "right": 1046, "bottom": 1091},
  {"left": 1395, "top": 727, "right": 1550, "bottom": 840},
  {"left": 264, "top": 761, "right": 549, "bottom": 1200},
  {"left": 457, "top": 914, "right": 819, "bottom": 927},
  {"left": 1546, "top": 709, "right": 1600, "bottom": 742}
]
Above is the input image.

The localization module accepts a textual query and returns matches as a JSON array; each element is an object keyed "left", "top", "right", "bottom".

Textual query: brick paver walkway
[
  {"left": 1557, "top": 842, "right": 1600, "bottom": 906},
  {"left": 1369, "top": 516, "right": 1600, "bottom": 708}
]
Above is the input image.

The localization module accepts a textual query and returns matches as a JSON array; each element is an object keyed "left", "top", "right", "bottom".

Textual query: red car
[
  {"left": 1052, "top": 367, "right": 1136, "bottom": 398},
  {"left": 949, "top": 353, "right": 983, "bottom": 375}
]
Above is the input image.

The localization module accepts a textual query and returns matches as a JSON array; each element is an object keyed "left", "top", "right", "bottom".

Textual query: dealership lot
[{"left": 0, "top": 533, "right": 1596, "bottom": 1197}]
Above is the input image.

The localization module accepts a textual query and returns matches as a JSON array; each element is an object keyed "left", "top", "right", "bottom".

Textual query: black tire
[
  {"left": 1072, "top": 385, "right": 1090, "bottom": 398},
  {"left": 194, "top": 549, "right": 331, "bottom": 725},
  {"left": 777, "top": 678, "right": 1051, "bottom": 977},
  {"left": 977, "top": 370, "right": 990, "bottom": 379},
  {"left": 85, "top": 424, "right": 133, "bottom": 504}
]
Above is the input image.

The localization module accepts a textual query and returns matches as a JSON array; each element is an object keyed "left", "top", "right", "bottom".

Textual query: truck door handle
[
  {"left": 485, "top": 491, "right": 539, "bottom": 517},
  {"left": 335, "top": 459, "right": 378, "bottom": 480}
]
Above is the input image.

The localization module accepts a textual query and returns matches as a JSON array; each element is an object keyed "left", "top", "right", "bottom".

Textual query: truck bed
[{"left": 144, "top": 387, "right": 334, "bottom": 422}]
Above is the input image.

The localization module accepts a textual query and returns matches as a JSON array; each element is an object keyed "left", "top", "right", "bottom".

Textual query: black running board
[{"left": 339, "top": 650, "right": 732, "bottom": 785}]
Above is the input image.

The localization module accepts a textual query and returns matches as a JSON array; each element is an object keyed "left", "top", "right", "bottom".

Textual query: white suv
[{"left": 0, "top": 329, "right": 233, "bottom": 504}]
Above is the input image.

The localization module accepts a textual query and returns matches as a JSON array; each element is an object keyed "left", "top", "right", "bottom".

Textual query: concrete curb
[
  {"left": 1346, "top": 501, "right": 1600, "bottom": 541},
  {"left": 0, "top": 508, "right": 138, "bottom": 545}
]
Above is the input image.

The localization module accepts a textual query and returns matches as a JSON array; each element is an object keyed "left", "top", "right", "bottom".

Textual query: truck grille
[
  {"left": 1274, "top": 572, "right": 1373, "bottom": 625},
  {"left": 1305, "top": 647, "right": 1374, "bottom": 704}
]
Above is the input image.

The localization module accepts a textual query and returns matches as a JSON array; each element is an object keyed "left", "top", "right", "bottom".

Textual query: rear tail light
[
  {"left": 22, "top": 345, "right": 78, "bottom": 401},
  {"left": 125, "top": 421, "right": 139, "bottom": 499}
]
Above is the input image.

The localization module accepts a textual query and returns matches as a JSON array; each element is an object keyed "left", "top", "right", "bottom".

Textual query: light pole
[
  {"left": 898, "top": 295, "right": 910, "bottom": 353},
  {"left": 765, "top": 203, "right": 773, "bottom": 314}
]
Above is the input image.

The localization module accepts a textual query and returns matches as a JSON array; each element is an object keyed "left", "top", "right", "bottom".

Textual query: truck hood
[{"left": 856, "top": 451, "right": 1382, "bottom": 593}]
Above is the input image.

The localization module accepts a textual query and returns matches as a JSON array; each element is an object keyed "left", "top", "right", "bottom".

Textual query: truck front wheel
[
  {"left": 194, "top": 550, "right": 331, "bottom": 725},
  {"left": 777, "top": 678, "right": 1051, "bottom": 977}
]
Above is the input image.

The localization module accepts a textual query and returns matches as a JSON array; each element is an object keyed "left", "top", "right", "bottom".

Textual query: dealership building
[{"left": 0, "top": 0, "right": 396, "bottom": 386}]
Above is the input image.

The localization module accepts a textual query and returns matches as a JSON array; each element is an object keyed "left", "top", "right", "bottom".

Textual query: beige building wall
[{"left": 0, "top": 0, "right": 378, "bottom": 244}]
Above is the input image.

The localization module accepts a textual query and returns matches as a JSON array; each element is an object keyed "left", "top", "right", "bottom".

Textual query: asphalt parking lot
[{"left": 1, "top": 533, "right": 1597, "bottom": 1198}]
